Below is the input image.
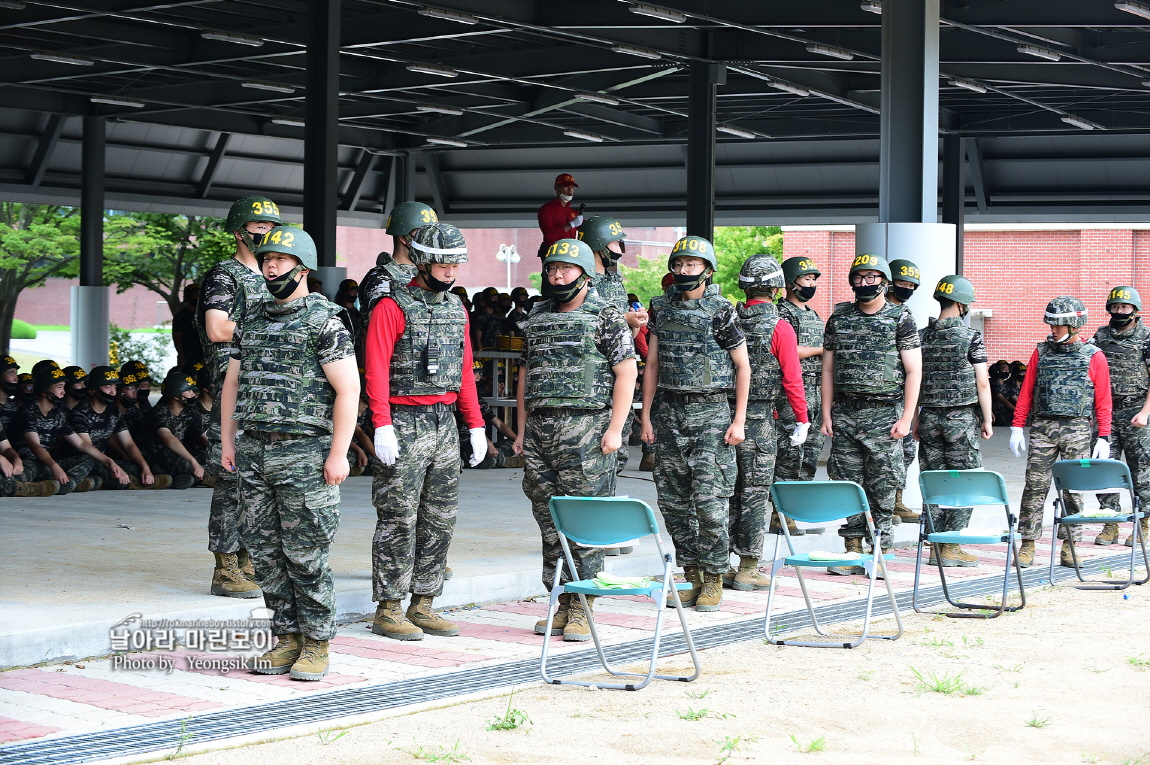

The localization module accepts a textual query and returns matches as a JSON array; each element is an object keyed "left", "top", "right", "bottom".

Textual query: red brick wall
[
  {"left": 782, "top": 227, "right": 1150, "bottom": 363},
  {"left": 15, "top": 279, "right": 167, "bottom": 329}
]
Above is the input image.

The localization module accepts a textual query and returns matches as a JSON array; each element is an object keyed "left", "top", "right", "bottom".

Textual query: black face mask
[
  {"left": 795, "top": 284, "right": 817, "bottom": 302},
  {"left": 43, "top": 391, "right": 64, "bottom": 406},
  {"left": 265, "top": 264, "right": 306, "bottom": 299},
  {"left": 890, "top": 284, "right": 917, "bottom": 303},
  {"left": 852, "top": 283, "right": 885, "bottom": 301},
  {"left": 550, "top": 274, "right": 588, "bottom": 305},
  {"left": 420, "top": 269, "right": 455, "bottom": 293},
  {"left": 96, "top": 390, "right": 118, "bottom": 405},
  {"left": 69, "top": 385, "right": 87, "bottom": 399},
  {"left": 673, "top": 272, "right": 708, "bottom": 292},
  {"left": 1109, "top": 311, "right": 1136, "bottom": 328}
]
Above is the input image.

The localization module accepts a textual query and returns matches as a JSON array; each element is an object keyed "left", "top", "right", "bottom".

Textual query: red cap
[
  {"left": 661, "top": 272, "right": 675, "bottom": 289},
  {"left": 554, "top": 173, "right": 578, "bottom": 187}
]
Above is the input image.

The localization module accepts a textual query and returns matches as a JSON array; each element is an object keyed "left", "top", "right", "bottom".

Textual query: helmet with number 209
[{"left": 848, "top": 253, "right": 892, "bottom": 282}]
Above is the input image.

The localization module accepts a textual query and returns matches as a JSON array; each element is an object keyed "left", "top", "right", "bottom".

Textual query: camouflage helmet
[
  {"left": 385, "top": 201, "right": 438, "bottom": 237},
  {"left": 578, "top": 216, "right": 626, "bottom": 252},
  {"left": 667, "top": 235, "right": 718, "bottom": 272},
  {"left": 1044, "top": 295, "right": 1089, "bottom": 329},
  {"left": 162, "top": 371, "right": 199, "bottom": 399},
  {"left": 888, "top": 258, "right": 921, "bottom": 285},
  {"left": 226, "top": 196, "right": 282, "bottom": 253},
  {"left": 1, "top": 355, "right": 17, "bottom": 373},
  {"left": 848, "top": 253, "right": 892, "bottom": 282},
  {"left": 1106, "top": 285, "right": 1142, "bottom": 311},
  {"left": 120, "top": 360, "right": 150, "bottom": 383},
  {"left": 88, "top": 365, "right": 120, "bottom": 388},
  {"left": 933, "top": 275, "right": 975, "bottom": 305},
  {"left": 542, "top": 238, "right": 596, "bottom": 275},
  {"left": 738, "top": 254, "right": 785, "bottom": 294},
  {"left": 781, "top": 256, "right": 820, "bottom": 285},
  {"left": 409, "top": 223, "right": 468, "bottom": 266},
  {"left": 33, "top": 364, "right": 66, "bottom": 393},
  {"left": 255, "top": 226, "right": 318, "bottom": 270}
]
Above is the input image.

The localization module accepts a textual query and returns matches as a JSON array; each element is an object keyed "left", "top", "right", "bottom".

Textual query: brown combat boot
[
  {"left": 769, "top": 512, "right": 804, "bottom": 537},
  {"left": 14, "top": 480, "right": 60, "bottom": 497},
  {"left": 289, "top": 638, "right": 329, "bottom": 681},
  {"left": 926, "top": 542, "right": 939, "bottom": 566},
  {"left": 503, "top": 454, "right": 525, "bottom": 468},
  {"left": 406, "top": 594, "right": 460, "bottom": 636},
  {"left": 893, "top": 489, "right": 920, "bottom": 523},
  {"left": 939, "top": 544, "right": 979, "bottom": 568},
  {"left": 666, "top": 565, "right": 702, "bottom": 607},
  {"left": 562, "top": 596, "right": 595, "bottom": 642},
  {"left": 1060, "top": 541, "right": 1077, "bottom": 568},
  {"left": 1094, "top": 523, "right": 1121, "bottom": 546},
  {"left": 73, "top": 477, "right": 95, "bottom": 493},
  {"left": 210, "top": 552, "right": 262, "bottom": 598},
  {"left": 199, "top": 471, "right": 218, "bottom": 488},
  {"left": 128, "top": 473, "right": 173, "bottom": 490},
  {"left": 372, "top": 600, "right": 424, "bottom": 641},
  {"left": 1016, "top": 540, "right": 1036, "bottom": 568},
  {"left": 1124, "top": 517, "right": 1148, "bottom": 547},
  {"left": 731, "top": 556, "right": 771, "bottom": 591},
  {"left": 535, "top": 593, "right": 571, "bottom": 636},
  {"left": 639, "top": 452, "right": 655, "bottom": 472},
  {"left": 236, "top": 548, "right": 257, "bottom": 581},
  {"left": 443, "top": 566, "right": 453, "bottom": 580},
  {"left": 828, "top": 537, "right": 866, "bottom": 576},
  {"left": 722, "top": 566, "right": 737, "bottom": 588},
  {"left": 250, "top": 633, "right": 301, "bottom": 674},
  {"left": 694, "top": 571, "right": 724, "bottom": 612}
]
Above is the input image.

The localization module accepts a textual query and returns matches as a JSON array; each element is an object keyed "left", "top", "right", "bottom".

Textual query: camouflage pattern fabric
[
  {"left": 650, "top": 285, "right": 742, "bottom": 393},
  {"left": 826, "top": 398, "right": 905, "bottom": 546},
  {"left": 729, "top": 401, "right": 775, "bottom": 558},
  {"left": 359, "top": 257, "right": 419, "bottom": 361},
  {"left": 774, "top": 409, "right": 823, "bottom": 483},
  {"left": 824, "top": 300, "right": 918, "bottom": 398},
  {"left": 22, "top": 454, "right": 95, "bottom": 494},
  {"left": 196, "top": 257, "right": 267, "bottom": 390},
  {"left": 522, "top": 409, "right": 616, "bottom": 589},
  {"left": 1093, "top": 322, "right": 1150, "bottom": 513},
  {"left": 652, "top": 397, "right": 736, "bottom": 574},
  {"left": 90, "top": 458, "right": 140, "bottom": 490},
  {"left": 1034, "top": 341, "right": 1099, "bottom": 419},
  {"left": 0, "top": 471, "right": 14, "bottom": 497},
  {"left": 917, "top": 405, "right": 982, "bottom": 532},
  {"left": 237, "top": 432, "right": 340, "bottom": 640},
  {"left": 372, "top": 408, "right": 459, "bottom": 601},
  {"left": 918, "top": 317, "right": 983, "bottom": 407},
  {"left": 148, "top": 445, "right": 198, "bottom": 478},
  {"left": 1097, "top": 406, "right": 1150, "bottom": 514},
  {"left": 1018, "top": 416, "right": 1091, "bottom": 541},
  {"left": 208, "top": 439, "right": 243, "bottom": 553},
  {"left": 593, "top": 268, "right": 629, "bottom": 314},
  {"left": 468, "top": 438, "right": 517, "bottom": 469},
  {"left": 902, "top": 433, "right": 917, "bottom": 470}
]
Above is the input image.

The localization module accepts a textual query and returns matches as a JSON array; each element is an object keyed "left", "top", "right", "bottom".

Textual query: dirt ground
[{"left": 169, "top": 585, "right": 1150, "bottom": 765}]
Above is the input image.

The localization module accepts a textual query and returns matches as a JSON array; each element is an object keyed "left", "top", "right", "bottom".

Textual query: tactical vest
[
  {"left": 234, "top": 295, "right": 343, "bottom": 435},
  {"left": 736, "top": 301, "right": 781, "bottom": 404},
  {"left": 1034, "top": 340, "right": 1098, "bottom": 418},
  {"left": 651, "top": 284, "right": 735, "bottom": 393},
  {"left": 919, "top": 316, "right": 979, "bottom": 407},
  {"left": 593, "top": 269, "right": 629, "bottom": 314},
  {"left": 361, "top": 257, "right": 419, "bottom": 319},
  {"left": 388, "top": 285, "right": 467, "bottom": 397},
  {"left": 197, "top": 258, "right": 268, "bottom": 389},
  {"left": 830, "top": 300, "right": 908, "bottom": 397},
  {"left": 522, "top": 290, "right": 615, "bottom": 409},
  {"left": 1092, "top": 322, "right": 1150, "bottom": 400},
  {"left": 778, "top": 300, "right": 824, "bottom": 381}
]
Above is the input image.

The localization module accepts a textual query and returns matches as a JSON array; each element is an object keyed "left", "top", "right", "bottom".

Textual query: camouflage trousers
[
  {"left": 237, "top": 433, "right": 340, "bottom": 641},
  {"left": 207, "top": 439, "right": 244, "bottom": 554},
  {"left": 468, "top": 438, "right": 517, "bottom": 469},
  {"left": 91, "top": 458, "right": 141, "bottom": 490},
  {"left": 23, "top": 454, "right": 95, "bottom": 494},
  {"left": 148, "top": 447, "right": 198, "bottom": 479},
  {"left": 730, "top": 403, "right": 776, "bottom": 559},
  {"left": 917, "top": 405, "right": 982, "bottom": 532},
  {"left": 652, "top": 397, "right": 737, "bottom": 574},
  {"left": 372, "top": 407, "right": 459, "bottom": 601},
  {"left": 1019, "top": 416, "right": 1090, "bottom": 542},
  {"left": 523, "top": 408, "right": 616, "bottom": 589},
  {"left": 826, "top": 397, "right": 905, "bottom": 546},
  {"left": 1097, "top": 404, "right": 1150, "bottom": 513},
  {"left": 775, "top": 378, "right": 823, "bottom": 483}
]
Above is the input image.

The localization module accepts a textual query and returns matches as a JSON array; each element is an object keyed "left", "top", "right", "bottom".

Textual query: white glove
[
  {"left": 1009, "top": 426, "right": 1026, "bottom": 457},
  {"left": 374, "top": 424, "right": 400, "bottom": 466},
  {"left": 789, "top": 421, "right": 811, "bottom": 447},
  {"left": 570, "top": 214, "right": 584, "bottom": 228},
  {"left": 1091, "top": 438, "right": 1111, "bottom": 460},
  {"left": 468, "top": 427, "right": 487, "bottom": 467}
]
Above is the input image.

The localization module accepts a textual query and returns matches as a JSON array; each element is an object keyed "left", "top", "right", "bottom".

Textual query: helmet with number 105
[
  {"left": 667, "top": 235, "right": 718, "bottom": 272},
  {"left": 255, "top": 226, "right": 318, "bottom": 270},
  {"left": 385, "top": 202, "right": 438, "bottom": 237},
  {"left": 848, "top": 253, "right": 892, "bottom": 282},
  {"left": 1044, "top": 295, "right": 1089, "bottom": 328},
  {"left": 1106, "top": 285, "right": 1142, "bottom": 311},
  {"left": 888, "top": 258, "right": 921, "bottom": 285},
  {"left": 933, "top": 275, "right": 975, "bottom": 305},
  {"left": 578, "top": 216, "right": 627, "bottom": 252},
  {"left": 738, "top": 254, "right": 785, "bottom": 294}
]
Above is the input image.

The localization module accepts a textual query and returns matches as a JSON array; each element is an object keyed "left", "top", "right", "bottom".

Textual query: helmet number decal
[
  {"left": 936, "top": 280, "right": 954, "bottom": 294},
  {"left": 1111, "top": 288, "right": 1133, "bottom": 302},
  {"left": 799, "top": 259, "right": 816, "bottom": 271},
  {"left": 898, "top": 265, "right": 920, "bottom": 280},
  {"left": 608, "top": 221, "right": 624, "bottom": 235},
  {"left": 548, "top": 240, "right": 573, "bottom": 256},
  {"left": 420, "top": 209, "right": 438, "bottom": 223},
  {"left": 672, "top": 238, "right": 708, "bottom": 254},
  {"left": 852, "top": 254, "right": 879, "bottom": 268},
  {"left": 251, "top": 200, "right": 280, "bottom": 217},
  {"left": 267, "top": 229, "right": 295, "bottom": 247}
]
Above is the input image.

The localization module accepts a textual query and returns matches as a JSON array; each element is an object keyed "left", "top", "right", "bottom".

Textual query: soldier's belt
[
  {"left": 391, "top": 402, "right": 456, "bottom": 412},
  {"left": 1114, "top": 394, "right": 1146, "bottom": 410},
  {"left": 663, "top": 391, "right": 729, "bottom": 404},
  {"left": 833, "top": 393, "right": 900, "bottom": 409},
  {"left": 245, "top": 430, "right": 313, "bottom": 443},
  {"left": 529, "top": 406, "right": 606, "bottom": 418}
]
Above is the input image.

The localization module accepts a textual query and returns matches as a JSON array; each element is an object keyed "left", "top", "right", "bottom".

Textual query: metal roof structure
[{"left": 2, "top": 0, "right": 1149, "bottom": 226}]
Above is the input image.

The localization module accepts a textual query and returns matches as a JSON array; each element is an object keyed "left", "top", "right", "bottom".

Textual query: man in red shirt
[
  {"left": 1009, "top": 295, "right": 1112, "bottom": 568},
  {"left": 365, "top": 223, "right": 486, "bottom": 641},
  {"left": 537, "top": 173, "right": 583, "bottom": 259}
]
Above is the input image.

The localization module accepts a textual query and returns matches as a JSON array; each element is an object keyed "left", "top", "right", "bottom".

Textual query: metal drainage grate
[{"left": 0, "top": 552, "right": 1135, "bottom": 765}]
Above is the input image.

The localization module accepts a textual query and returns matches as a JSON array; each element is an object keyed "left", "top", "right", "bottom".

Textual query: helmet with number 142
[
  {"left": 255, "top": 226, "right": 318, "bottom": 270},
  {"left": 1106, "top": 285, "right": 1142, "bottom": 311},
  {"left": 848, "top": 253, "right": 892, "bottom": 282},
  {"left": 667, "top": 235, "right": 718, "bottom": 272},
  {"left": 225, "top": 195, "right": 282, "bottom": 253}
]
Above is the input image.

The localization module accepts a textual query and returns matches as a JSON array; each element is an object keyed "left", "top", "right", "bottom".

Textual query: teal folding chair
[
  {"left": 1050, "top": 459, "right": 1149, "bottom": 590},
  {"left": 539, "top": 496, "right": 701, "bottom": 690},
  {"left": 763, "top": 481, "right": 903, "bottom": 648},
  {"left": 913, "top": 469, "right": 1025, "bottom": 618}
]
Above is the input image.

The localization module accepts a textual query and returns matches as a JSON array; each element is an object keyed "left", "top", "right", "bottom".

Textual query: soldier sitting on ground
[
  {"left": 61, "top": 366, "right": 88, "bottom": 410},
  {"left": 120, "top": 360, "right": 153, "bottom": 409},
  {"left": 136, "top": 371, "right": 206, "bottom": 490}
]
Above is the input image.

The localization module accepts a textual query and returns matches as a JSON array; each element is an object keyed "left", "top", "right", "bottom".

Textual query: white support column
[{"left": 70, "top": 285, "right": 109, "bottom": 369}]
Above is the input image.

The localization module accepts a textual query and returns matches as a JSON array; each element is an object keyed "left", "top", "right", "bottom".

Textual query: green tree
[
  {"left": 102, "top": 212, "right": 234, "bottom": 319},
  {"left": 0, "top": 203, "right": 82, "bottom": 355}
]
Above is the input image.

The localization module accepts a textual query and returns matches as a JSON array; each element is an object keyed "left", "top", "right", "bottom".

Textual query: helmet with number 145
[
  {"left": 385, "top": 202, "right": 438, "bottom": 237},
  {"left": 667, "top": 235, "right": 718, "bottom": 272},
  {"left": 1106, "top": 285, "right": 1142, "bottom": 311},
  {"left": 255, "top": 226, "right": 318, "bottom": 270},
  {"left": 933, "top": 275, "right": 975, "bottom": 305},
  {"left": 848, "top": 253, "right": 892, "bottom": 282},
  {"left": 1044, "top": 295, "right": 1089, "bottom": 329},
  {"left": 225, "top": 195, "right": 282, "bottom": 253}
]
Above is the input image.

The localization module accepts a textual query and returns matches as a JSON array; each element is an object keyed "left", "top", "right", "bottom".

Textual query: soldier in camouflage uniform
[
  {"left": 821, "top": 254, "right": 922, "bottom": 575},
  {"left": 640, "top": 235, "right": 750, "bottom": 612},
  {"left": 886, "top": 258, "right": 923, "bottom": 524},
  {"left": 727, "top": 255, "right": 808, "bottom": 591},
  {"left": 916, "top": 275, "right": 993, "bottom": 567},
  {"left": 1089, "top": 286, "right": 1150, "bottom": 548},
  {"left": 196, "top": 195, "right": 281, "bottom": 598},
  {"left": 511, "top": 238, "right": 637, "bottom": 641},
  {"left": 365, "top": 223, "right": 486, "bottom": 642},
  {"left": 221, "top": 226, "right": 358, "bottom": 681},
  {"left": 1010, "top": 296, "right": 1112, "bottom": 568},
  {"left": 775, "top": 256, "right": 827, "bottom": 535}
]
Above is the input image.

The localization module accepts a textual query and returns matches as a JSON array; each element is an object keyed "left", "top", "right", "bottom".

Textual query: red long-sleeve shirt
[
  {"left": 365, "top": 282, "right": 484, "bottom": 430},
  {"left": 746, "top": 298, "right": 808, "bottom": 424},
  {"left": 1011, "top": 344, "right": 1112, "bottom": 436},
  {"left": 537, "top": 197, "right": 578, "bottom": 250},
  {"left": 634, "top": 324, "right": 649, "bottom": 359}
]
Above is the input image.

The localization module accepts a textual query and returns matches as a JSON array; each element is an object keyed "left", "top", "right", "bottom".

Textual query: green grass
[
  {"left": 7, "top": 349, "right": 51, "bottom": 370},
  {"left": 716, "top": 734, "right": 759, "bottom": 764},
  {"left": 486, "top": 692, "right": 531, "bottom": 731},
  {"left": 677, "top": 707, "right": 732, "bottom": 721},
  {"left": 315, "top": 728, "right": 348, "bottom": 745},
  {"left": 789, "top": 734, "right": 827, "bottom": 754},
  {"left": 397, "top": 739, "right": 469, "bottom": 763},
  {"left": 1128, "top": 654, "right": 1150, "bottom": 669},
  {"left": 29, "top": 324, "right": 69, "bottom": 332},
  {"left": 910, "top": 667, "right": 986, "bottom": 696},
  {"left": 1025, "top": 712, "right": 1052, "bottom": 728}
]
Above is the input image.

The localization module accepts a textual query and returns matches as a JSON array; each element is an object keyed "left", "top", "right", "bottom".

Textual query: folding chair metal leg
[
  {"left": 539, "top": 558, "right": 567, "bottom": 685},
  {"left": 1050, "top": 499, "right": 1150, "bottom": 591}
]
